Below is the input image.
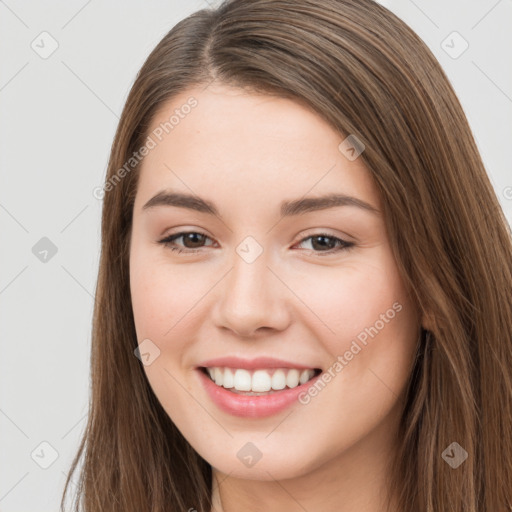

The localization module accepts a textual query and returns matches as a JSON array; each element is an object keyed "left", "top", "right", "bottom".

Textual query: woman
[{"left": 61, "top": 0, "right": 512, "bottom": 510}]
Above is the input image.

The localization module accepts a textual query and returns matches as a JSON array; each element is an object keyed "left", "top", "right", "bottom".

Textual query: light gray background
[{"left": 0, "top": 1, "right": 510, "bottom": 511}]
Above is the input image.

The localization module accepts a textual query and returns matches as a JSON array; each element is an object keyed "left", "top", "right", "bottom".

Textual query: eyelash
[{"left": 157, "top": 231, "right": 355, "bottom": 257}]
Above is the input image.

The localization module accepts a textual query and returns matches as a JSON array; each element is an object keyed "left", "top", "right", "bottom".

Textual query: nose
[{"left": 212, "top": 253, "right": 291, "bottom": 339}]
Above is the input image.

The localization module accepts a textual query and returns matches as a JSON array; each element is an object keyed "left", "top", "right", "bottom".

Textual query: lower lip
[{"left": 196, "top": 368, "right": 322, "bottom": 418}]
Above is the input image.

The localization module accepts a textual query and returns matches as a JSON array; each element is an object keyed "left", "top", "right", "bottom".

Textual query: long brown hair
[{"left": 61, "top": 0, "right": 512, "bottom": 510}]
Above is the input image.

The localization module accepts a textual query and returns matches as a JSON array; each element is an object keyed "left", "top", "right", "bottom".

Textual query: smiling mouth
[{"left": 199, "top": 366, "right": 323, "bottom": 395}]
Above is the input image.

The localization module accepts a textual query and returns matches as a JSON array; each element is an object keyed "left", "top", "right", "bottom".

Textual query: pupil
[
  {"left": 185, "top": 233, "right": 204, "bottom": 248},
  {"left": 312, "top": 235, "right": 334, "bottom": 250}
]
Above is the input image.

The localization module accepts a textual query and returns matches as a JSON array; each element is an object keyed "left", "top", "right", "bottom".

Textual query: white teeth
[
  {"left": 214, "top": 367, "right": 223, "bottom": 386},
  {"left": 252, "top": 370, "right": 272, "bottom": 392},
  {"left": 204, "top": 367, "right": 317, "bottom": 392},
  {"left": 222, "top": 368, "right": 234, "bottom": 389},
  {"left": 286, "top": 369, "right": 300, "bottom": 388},
  {"left": 299, "top": 369, "right": 311, "bottom": 385},
  {"left": 233, "top": 369, "right": 252, "bottom": 391},
  {"left": 271, "top": 369, "right": 287, "bottom": 390}
]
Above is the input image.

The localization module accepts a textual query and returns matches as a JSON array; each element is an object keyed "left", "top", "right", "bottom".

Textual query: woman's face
[{"left": 129, "top": 83, "right": 421, "bottom": 481}]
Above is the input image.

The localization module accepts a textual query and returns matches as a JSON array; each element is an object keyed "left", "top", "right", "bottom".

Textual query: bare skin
[{"left": 129, "top": 83, "right": 423, "bottom": 512}]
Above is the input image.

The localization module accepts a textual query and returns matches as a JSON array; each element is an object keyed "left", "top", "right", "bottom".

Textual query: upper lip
[{"left": 197, "top": 356, "right": 321, "bottom": 370}]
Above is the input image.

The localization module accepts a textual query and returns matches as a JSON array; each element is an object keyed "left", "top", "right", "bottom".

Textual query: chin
[{"left": 199, "top": 441, "right": 323, "bottom": 481}]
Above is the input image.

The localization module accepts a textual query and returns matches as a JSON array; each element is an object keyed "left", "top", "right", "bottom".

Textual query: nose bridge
[
  {"left": 229, "top": 247, "right": 270, "bottom": 297},
  {"left": 213, "top": 241, "right": 289, "bottom": 336}
]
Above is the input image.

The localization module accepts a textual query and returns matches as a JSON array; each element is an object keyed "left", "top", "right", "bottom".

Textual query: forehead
[{"left": 135, "top": 84, "right": 380, "bottom": 216}]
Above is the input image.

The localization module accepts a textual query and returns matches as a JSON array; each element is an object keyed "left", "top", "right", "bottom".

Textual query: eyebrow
[{"left": 142, "top": 190, "right": 380, "bottom": 217}]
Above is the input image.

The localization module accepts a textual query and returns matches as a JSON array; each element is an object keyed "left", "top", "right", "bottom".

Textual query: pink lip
[
  {"left": 196, "top": 367, "right": 322, "bottom": 418},
  {"left": 197, "top": 356, "right": 319, "bottom": 370}
]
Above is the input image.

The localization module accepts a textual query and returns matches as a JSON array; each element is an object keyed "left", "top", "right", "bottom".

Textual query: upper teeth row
[{"left": 206, "top": 367, "right": 316, "bottom": 392}]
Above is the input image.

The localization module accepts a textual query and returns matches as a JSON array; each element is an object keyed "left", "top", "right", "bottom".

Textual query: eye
[
  {"left": 157, "top": 231, "right": 355, "bottom": 256},
  {"left": 158, "top": 231, "right": 215, "bottom": 254},
  {"left": 293, "top": 233, "right": 355, "bottom": 256}
]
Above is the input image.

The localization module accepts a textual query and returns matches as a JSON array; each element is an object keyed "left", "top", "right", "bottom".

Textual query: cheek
[
  {"left": 129, "top": 252, "right": 201, "bottom": 416},
  {"left": 291, "top": 260, "right": 406, "bottom": 342},
  {"left": 289, "top": 254, "right": 418, "bottom": 386},
  {"left": 130, "top": 249, "right": 200, "bottom": 341}
]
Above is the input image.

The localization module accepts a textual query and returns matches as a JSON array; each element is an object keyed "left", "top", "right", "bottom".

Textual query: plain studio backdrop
[{"left": 0, "top": 0, "right": 510, "bottom": 510}]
